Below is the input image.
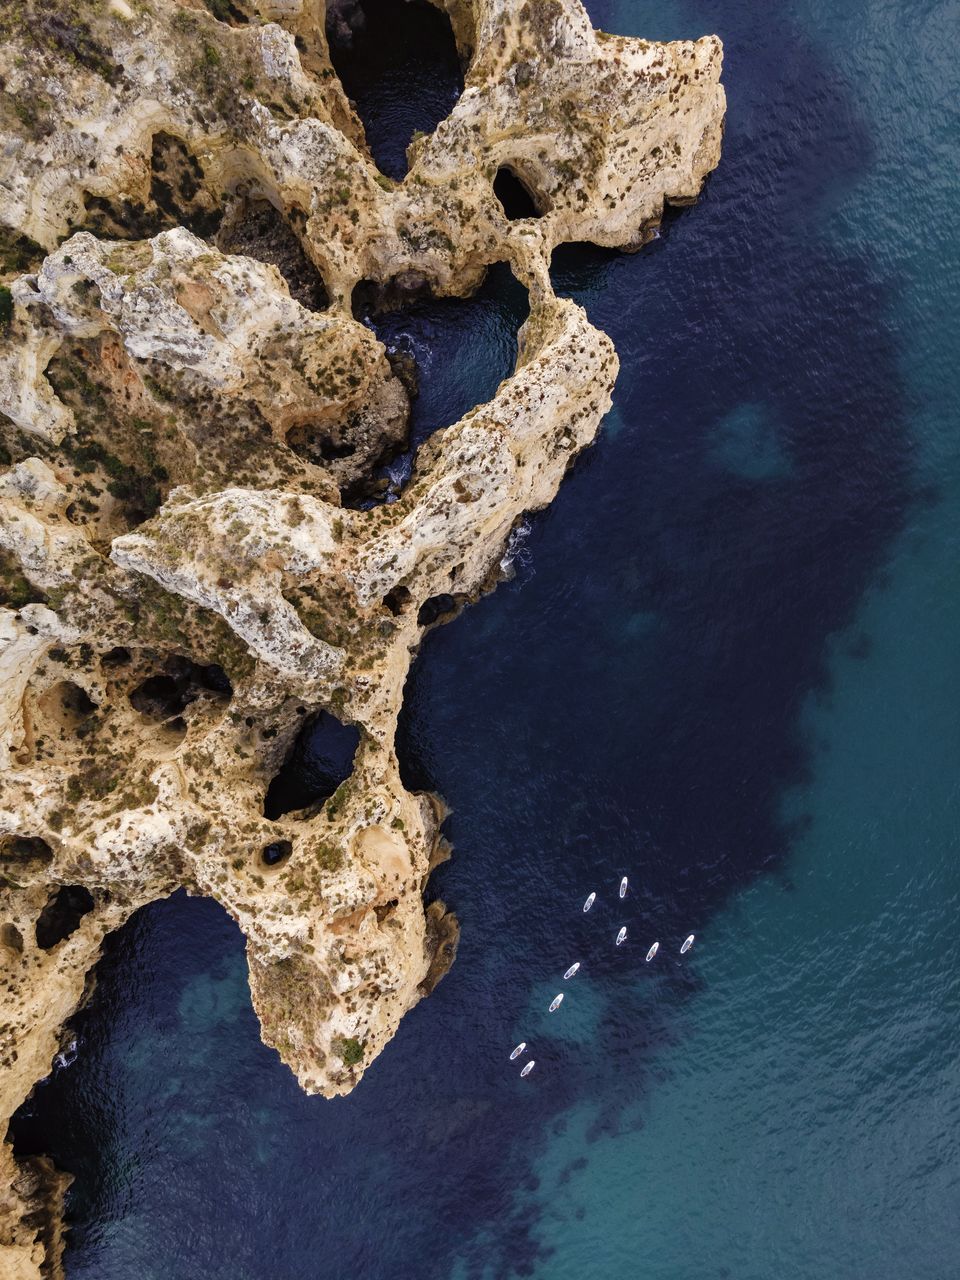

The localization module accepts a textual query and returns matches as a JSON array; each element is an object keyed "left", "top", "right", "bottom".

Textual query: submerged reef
[{"left": 0, "top": 0, "right": 724, "bottom": 1272}]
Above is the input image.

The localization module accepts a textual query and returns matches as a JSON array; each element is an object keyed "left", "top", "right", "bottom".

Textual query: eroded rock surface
[{"left": 0, "top": 0, "right": 724, "bottom": 1273}]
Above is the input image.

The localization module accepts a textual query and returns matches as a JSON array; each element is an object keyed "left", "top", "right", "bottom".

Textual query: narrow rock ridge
[{"left": 0, "top": 1, "right": 724, "bottom": 1273}]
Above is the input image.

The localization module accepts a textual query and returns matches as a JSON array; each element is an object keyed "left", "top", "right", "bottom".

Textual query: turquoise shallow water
[
  {"left": 511, "top": 3, "right": 960, "bottom": 1276},
  {"left": 11, "top": 0, "right": 960, "bottom": 1276}
]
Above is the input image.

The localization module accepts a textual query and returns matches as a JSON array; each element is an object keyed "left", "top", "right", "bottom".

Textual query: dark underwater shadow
[
  {"left": 10, "top": 5, "right": 916, "bottom": 1280},
  {"left": 391, "top": 6, "right": 913, "bottom": 1276}
]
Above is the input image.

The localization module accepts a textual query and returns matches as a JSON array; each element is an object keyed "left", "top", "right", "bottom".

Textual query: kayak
[
  {"left": 616, "top": 926, "right": 627, "bottom": 946},
  {"left": 563, "top": 962, "right": 580, "bottom": 979},
  {"left": 509, "top": 1042, "right": 526, "bottom": 1060},
  {"left": 520, "top": 1061, "right": 535, "bottom": 1078},
  {"left": 619, "top": 876, "right": 628, "bottom": 898},
  {"left": 681, "top": 934, "right": 695, "bottom": 954},
  {"left": 645, "top": 941, "right": 659, "bottom": 962},
  {"left": 583, "top": 892, "right": 596, "bottom": 912},
  {"left": 548, "top": 993, "right": 564, "bottom": 1012}
]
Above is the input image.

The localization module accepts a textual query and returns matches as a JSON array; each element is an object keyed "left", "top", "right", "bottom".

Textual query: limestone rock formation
[{"left": 0, "top": 0, "right": 724, "bottom": 1273}]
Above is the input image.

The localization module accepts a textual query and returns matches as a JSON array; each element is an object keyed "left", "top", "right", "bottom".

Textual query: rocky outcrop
[{"left": 0, "top": 0, "right": 724, "bottom": 1273}]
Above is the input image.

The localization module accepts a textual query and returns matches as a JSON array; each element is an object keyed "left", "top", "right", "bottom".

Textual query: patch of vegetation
[
  {"left": 336, "top": 1036, "right": 365, "bottom": 1067},
  {"left": 0, "top": 1, "right": 122, "bottom": 85},
  {"left": 66, "top": 755, "right": 125, "bottom": 803},
  {"left": 315, "top": 840, "right": 344, "bottom": 873},
  {"left": 0, "top": 548, "right": 45, "bottom": 609},
  {"left": 0, "top": 226, "right": 45, "bottom": 275},
  {"left": 44, "top": 351, "right": 171, "bottom": 525}
]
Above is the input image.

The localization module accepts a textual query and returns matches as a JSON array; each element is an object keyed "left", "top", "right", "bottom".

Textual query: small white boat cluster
[{"left": 511, "top": 877, "right": 697, "bottom": 1080}]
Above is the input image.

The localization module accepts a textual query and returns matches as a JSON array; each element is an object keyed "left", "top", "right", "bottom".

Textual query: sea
[{"left": 11, "top": 0, "right": 960, "bottom": 1275}]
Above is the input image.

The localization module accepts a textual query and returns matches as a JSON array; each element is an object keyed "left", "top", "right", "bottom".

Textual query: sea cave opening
[
  {"left": 325, "top": 0, "right": 464, "bottom": 180},
  {"left": 493, "top": 166, "right": 544, "bottom": 221},
  {"left": 35, "top": 886, "right": 95, "bottom": 951},
  {"left": 345, "top": 261, "right": 530, "bottom": 509},
  {"left": 263, "top": 711, "right": 360, "bottom": 819}
]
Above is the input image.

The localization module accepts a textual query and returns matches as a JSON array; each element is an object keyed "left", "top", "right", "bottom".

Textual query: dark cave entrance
[
  {"left": 128, "top": 657, "right": 232, "bottom": 722},
  {"left": 35, "top": 886, "right": 95, "bottom": 951},
  {"left": 493, "top": 166, "right": 544, "bottom": 221},
  {"left": 263, "top": 711, "right": 360, "bottom": 819},
  {"left": 325, "top": 0, "right": 464, "bottom": 180}
]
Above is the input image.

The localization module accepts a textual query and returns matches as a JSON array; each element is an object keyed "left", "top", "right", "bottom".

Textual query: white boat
[
  {"left": 619, "top": 876, "right": 628, "bottom": 899},
  {"left": 616, "top": 926, "right": 627, "bottom": 946},
  {"left": 583, "top": 892, "right": 596, "bottom": 912},
  {"left": 510, "top": 1042, "right": 526, "bottom": 1060},
  {"left": 645, "top": 941, "right": 659, "bottom": 962},
  {"left": 520, "top": 1060, "right": 535, "bottom": 1078},
  {"left": 563, "top": 962, "right": 580, "bottom": 980},
  {"left": 548, "top": 993, "right": 564, "bottom": 1012},
  {"left": 681, "top": 934, "right": 695, "bottom": 954}
]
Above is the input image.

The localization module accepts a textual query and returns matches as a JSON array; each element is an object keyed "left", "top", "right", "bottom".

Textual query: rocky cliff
[{"left": 0, "top": 0, "right": 724, "bottom": 1273}]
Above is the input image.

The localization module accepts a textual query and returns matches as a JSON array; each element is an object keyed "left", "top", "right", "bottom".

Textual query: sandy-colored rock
[{"left": 0, "top": 0, "right": 724, "bottom": 1272}]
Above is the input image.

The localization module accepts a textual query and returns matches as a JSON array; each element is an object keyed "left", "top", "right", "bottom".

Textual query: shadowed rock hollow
[{"left": 0, "top": 0, "right": 724, "bottom": 1273}]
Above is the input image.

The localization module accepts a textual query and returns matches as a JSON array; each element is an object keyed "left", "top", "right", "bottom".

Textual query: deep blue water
[{"left": 12, "top": 0, "right": 960, "bottom": 1276}]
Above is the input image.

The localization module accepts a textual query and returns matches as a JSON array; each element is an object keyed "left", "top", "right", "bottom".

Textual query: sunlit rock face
[{"left": 0, "top": 0, "right": 724, "bottom": 1272}]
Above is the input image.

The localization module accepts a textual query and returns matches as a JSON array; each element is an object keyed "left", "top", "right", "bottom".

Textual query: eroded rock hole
[
  {"left": 417, "top": 593, "right": 458, "bottom": 627},
  {"left": 201, "top": 0, "right": 249, "bottom": 24},
  {"left": 38, "top": 681, "right": 97, "bottom": 734},
  {"left": 326, "top": 0, "right": 464, "bottom": 180},
  {"left": 351, "top": 272, "right": 435, "bottom": 319},
  {"left": 285, "top": 422, "right": 357, "bottom": 464},
  {"left": 35, "top": 886, "right": 94, "bottom": 950},
  {"left": 129, "top": 676, "right": 183, "bottom": 720},
  {"left": 383, "top": 585, "right": 412, "bottom": 616},
  {"left": 100, "top": 646, "right": 131, "bottom": 669},
  {"left": 129, "top": 657, "right": 232, "bottom": 721},
  {"left": 61, "top": 683, "right": 96, "bottom": 720},
  {"left": 216, "top": 197, "right": 329, "bottom": 311},
  {"left": 493, "top": 166, "right": 543, "bottom": 220},
  {"left": 261, "top": 840, "right": 292, "bottom": 867},
  {"left": 0, "top": 836, "right": 54, "bottom": 869},
  {"left": 263, "top": 712, "right": 360, "bottom": 819}
]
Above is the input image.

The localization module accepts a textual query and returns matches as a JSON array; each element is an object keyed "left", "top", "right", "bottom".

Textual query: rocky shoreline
[{"left": 0, "top": 1, "right": 723, "bottom": 1273}]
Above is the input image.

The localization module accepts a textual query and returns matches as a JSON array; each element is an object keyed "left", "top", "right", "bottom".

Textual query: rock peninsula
[{"left": 0, "top": 0, "right": 724, "bottom": 1273}]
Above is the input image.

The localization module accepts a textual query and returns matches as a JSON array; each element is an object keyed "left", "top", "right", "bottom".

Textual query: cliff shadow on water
[{"left": 10, "top": 6, "right": 918, "bottom": 1280}]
